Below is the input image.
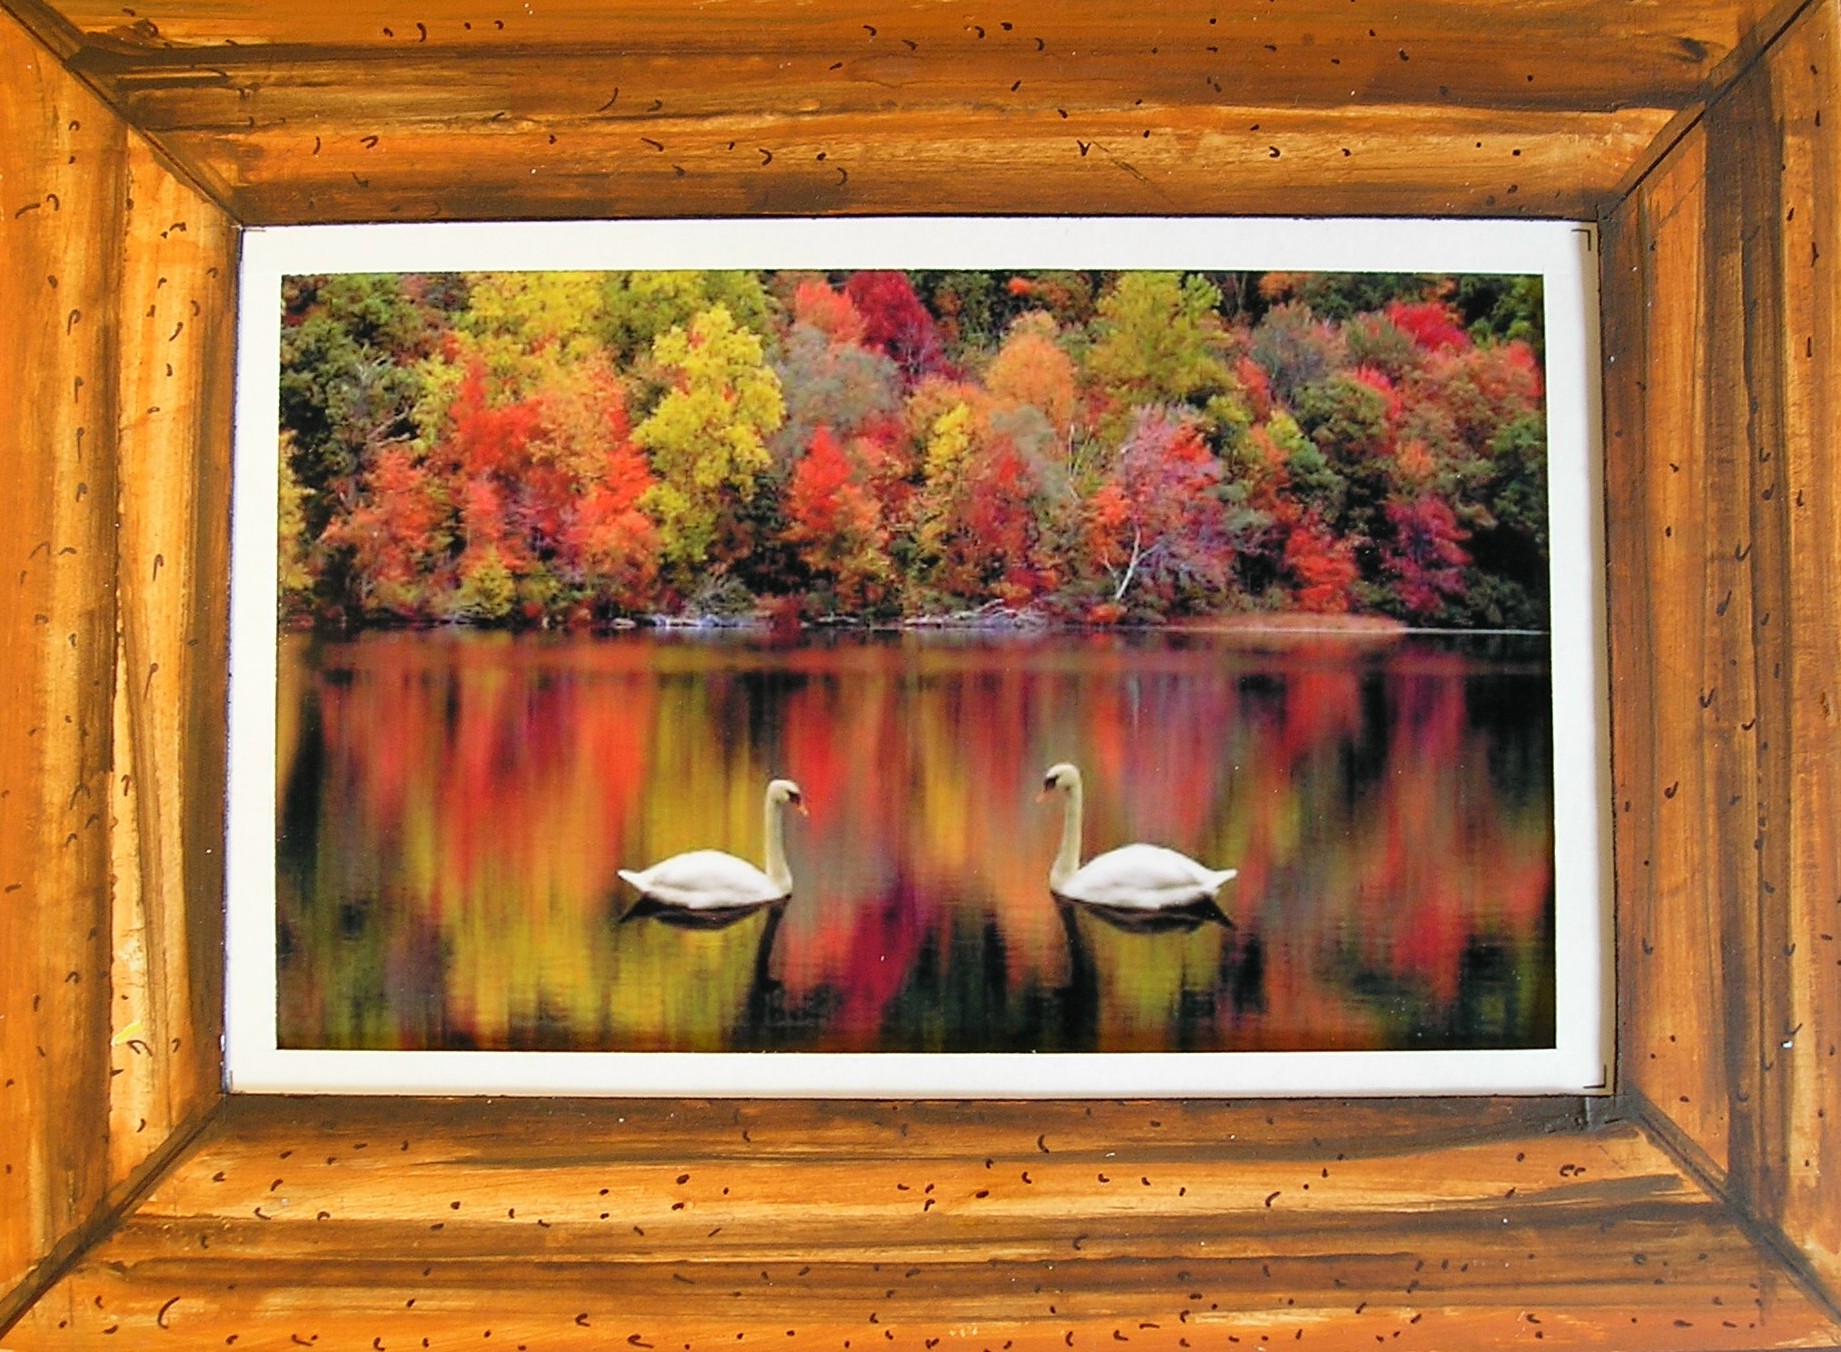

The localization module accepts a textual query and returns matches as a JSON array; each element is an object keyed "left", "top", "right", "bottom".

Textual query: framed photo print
[{"left": 227, "top": 216, "right": 1607, "bottom": 1096}]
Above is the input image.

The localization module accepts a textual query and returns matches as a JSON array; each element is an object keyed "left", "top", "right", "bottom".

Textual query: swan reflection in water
[
  {"left": 1053, "top": 895, "right": 1268, "bottom": 1048},
  {"left": 1055, "top": 893, "right": 1234, "bottom": 935},
  {"left": 620, "top": 894, "right": 789, "bottom": 932},
  {"left": 611, "top": 876, "right": 1268, "bottom": 1052},
  {"left": 612, "top": 892, "right": 793, "bottom": 1045}
]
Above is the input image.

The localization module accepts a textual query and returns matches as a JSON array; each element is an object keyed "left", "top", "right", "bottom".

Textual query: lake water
[{"left": 276, "top": 627, "right": 1554, "bottom": 1055}]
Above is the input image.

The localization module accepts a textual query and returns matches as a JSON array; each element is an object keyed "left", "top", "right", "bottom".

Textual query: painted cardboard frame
[{"left": 226, "top": 215, "right": 1610, "bottom": 1098}]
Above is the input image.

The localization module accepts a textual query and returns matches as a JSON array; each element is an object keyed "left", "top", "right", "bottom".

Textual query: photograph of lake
[{"left": 270, "top": 263, "right": 1558, "bottom": 1058}]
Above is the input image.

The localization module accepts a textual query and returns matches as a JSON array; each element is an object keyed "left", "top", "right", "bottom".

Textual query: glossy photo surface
[{"left": 246, "top": 240, "right": 1594, "bottom": 1087}]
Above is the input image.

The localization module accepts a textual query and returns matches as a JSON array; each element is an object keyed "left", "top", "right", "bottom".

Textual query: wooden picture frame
[{"left": 0, "top": 0, "right": 1835, "bottom": 1344}]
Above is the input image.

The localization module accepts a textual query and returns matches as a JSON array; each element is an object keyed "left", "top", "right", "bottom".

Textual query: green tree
[
  {"left": 1343, "top": 312, "right": 1422, "bottom": 383},
  {"left": 1294, "top": 374, "right": 1391, "bottom": 461},
  {"left": 279, "top": 274, "right": 439, "bottom": 536},
  {"left": 1087, "top": 273, "right": 1240, "bottom": 433},
  {"left": 916, "top": 270, "right": 1004, "bottom": 358},
  {"left": 1262, "top": 272, "right": 1439, "bottom": 321},
  {"left": 1455, "top": 275, "right": 1545, "bottom": 356},
  {"left": 453, "top": 545, "right": 517, "bottom": 621},
  {"left": 1449, "top": 410, "right": 1549, "bottom": 628},
  {"left": 635, "top": 305, "right": 787, "bottom": 578}
]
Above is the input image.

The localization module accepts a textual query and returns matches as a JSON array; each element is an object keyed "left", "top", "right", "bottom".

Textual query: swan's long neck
[
  {"left": 763, "top": 793, "right": 792, "bottom": 893},
  {"left": 1051, "top": 778, "right": 1084, "bottom": 891}
]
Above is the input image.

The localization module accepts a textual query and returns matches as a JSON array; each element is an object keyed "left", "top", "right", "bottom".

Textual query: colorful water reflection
[{"left": 276, "top": 628, "right": 1554, "bottom": 1054}]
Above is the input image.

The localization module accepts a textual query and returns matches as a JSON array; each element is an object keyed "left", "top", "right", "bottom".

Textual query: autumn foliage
[{"left": 281, "top": 269, "right": 1550, "bottom": 630}]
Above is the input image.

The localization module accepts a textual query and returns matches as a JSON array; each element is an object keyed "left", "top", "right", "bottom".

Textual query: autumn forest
[{"left": 279, "top": 267, "right": 1551, "bottom": 630}]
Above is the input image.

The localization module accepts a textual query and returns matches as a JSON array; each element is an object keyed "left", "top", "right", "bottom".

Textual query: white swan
[
  {"left": 618, "top": 779, "right": 805, "bottom": 909},
  {"left": 1041, "top": 762, "right": 1236, "bottom": 910}
]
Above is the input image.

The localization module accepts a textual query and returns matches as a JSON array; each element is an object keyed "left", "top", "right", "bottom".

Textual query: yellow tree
[
  {"left": 635, "top": 305, "right": 786, "bottom": 577},
  {"left": 415, "top": 271, "right": 607, "bottom": 421},
  {"left": 911, "top": 398, "right": 975, "bottom": 584},
  {"left": 598, "top": 270, "right": 774, "bottom": 364}
]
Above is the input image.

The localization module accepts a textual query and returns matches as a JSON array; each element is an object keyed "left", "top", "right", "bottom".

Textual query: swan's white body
[
  {"left": 1054, "top": 843, "right": 1238, "bottom": 909},
  {"left": 618, "top": 849, "right": 786, "bottom": 909},
  {"left": 1042, "top": 763, "right": 1236, "bottom": 909},
  {"left": 619, "top": 779, "right": 803, "bottom": 909}
]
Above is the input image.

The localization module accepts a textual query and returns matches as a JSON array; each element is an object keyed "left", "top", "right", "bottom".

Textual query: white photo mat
[{"left": 227, "top": 216, "right": 1610, "bottom": 1097}]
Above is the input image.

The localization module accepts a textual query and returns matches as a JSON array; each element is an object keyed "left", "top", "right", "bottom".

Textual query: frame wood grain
[
  {"left": 0, "top": 10, "right": 235, "bottom": 1322},
  {"left": 0, "top": 0, "right": 1837, "bottom": 1341},
  {"left": 1606, "top": 0, "right": 1841, "bottom": 1293}
]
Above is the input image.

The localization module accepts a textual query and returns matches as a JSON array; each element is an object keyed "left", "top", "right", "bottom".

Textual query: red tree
[
  {"left": 560, "top": 396, "right": 661, "bottom": 616},
  {"left": 1279, "top": 505, "right": 1360, "bottom": 613},
  {"left": 791, "top": 278, "right": 867, "bottom": 345},
  {"left": 845, "top": 271, "right": 945, "bottom": 381},
  {"left": 960, "top": 441, "right": 1051, "bottom": 605},
  {"left": 326, "top": 445, "right": 449, "bottom": 617},
  {"left": 1384, "top": 299, "right": 1471, "bottom": 353},
  {"left": 782, "top": 425, "right": 892, "bottom": 609},
  {"left": 436, "top": 363, "right": 543, "bottom": 599},
  {"left": 1382, "top": 495, "right": 1471, "bottom": 618}
]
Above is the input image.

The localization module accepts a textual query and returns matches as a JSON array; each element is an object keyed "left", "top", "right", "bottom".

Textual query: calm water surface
[{"left": 277, "top": 628, "right": 1554, "bottom": 1053}]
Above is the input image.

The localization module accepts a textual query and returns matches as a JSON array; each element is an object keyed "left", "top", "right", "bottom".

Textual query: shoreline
[{"left": 284, "top": 609, "right": 1550, "bottom": 642}]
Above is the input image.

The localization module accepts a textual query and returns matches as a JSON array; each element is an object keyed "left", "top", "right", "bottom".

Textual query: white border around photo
[{"left": 227, "top": 217, "right": 1609, "bottom": 1097}]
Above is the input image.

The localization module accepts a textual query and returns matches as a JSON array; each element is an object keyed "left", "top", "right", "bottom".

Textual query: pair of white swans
[{"left": 617, "top": 764, "right": 1237, "bottom": 914}]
